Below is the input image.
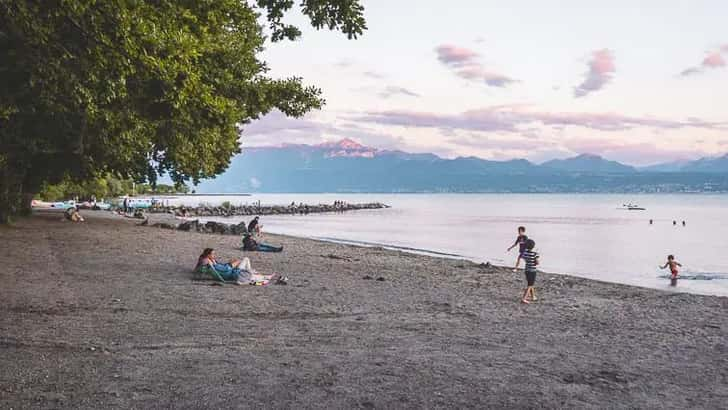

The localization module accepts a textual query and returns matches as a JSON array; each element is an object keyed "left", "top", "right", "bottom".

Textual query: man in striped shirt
[{"left": 521, "top": 239, "right": 539, "bottom": 304}]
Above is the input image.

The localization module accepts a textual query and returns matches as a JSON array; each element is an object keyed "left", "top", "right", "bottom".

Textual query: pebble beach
[{"left": 1, "top": 211, "right": 727, "bottom": 409}]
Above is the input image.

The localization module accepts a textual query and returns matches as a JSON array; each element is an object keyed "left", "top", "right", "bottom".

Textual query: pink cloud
[
  {"left": 241, "top": 110, "right": 408, "bottom": 150},
  {"left": 457, "top": 67, "right": 515, "bottom": 87},
  {"left": 680, "top": 45, "right": 728, "bottom": 76},
  {"left": 351, "top": 106, "right": 724, "bottom": 133},
  {"left": 574, "top": 49, "right": 615, "bottom": 97},
  {"left": 435, "top": 45, "right": 480, "bottom": 67},
  {"left": 702, "top": 51, "right": 726, "bottom": 68},
  {"left": 435, "top": 44, "right": 515, "bottom": 87}
]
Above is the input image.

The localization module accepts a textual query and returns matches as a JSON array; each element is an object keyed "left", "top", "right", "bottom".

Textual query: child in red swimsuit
[{"left": 660, "top": 255, "right": 682, "bottom": 285}]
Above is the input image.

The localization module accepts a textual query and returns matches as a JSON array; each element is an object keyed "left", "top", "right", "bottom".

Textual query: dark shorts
[{"left": 525, "top": 270, "right": 537, "bottom": 286}]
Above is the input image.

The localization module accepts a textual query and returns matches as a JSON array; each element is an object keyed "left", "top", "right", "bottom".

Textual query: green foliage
[
  {"left": 257, "top": 0, "right": 367, "bottom": 41},
  {"left": 0, "top": 0, "right": 366, "bottom": 222},
  {"left": 37, "top": 175, "right": 189, "bottom": 201},
  {"left": 221, "top": 201, "right": 232, "bottom": 209}
]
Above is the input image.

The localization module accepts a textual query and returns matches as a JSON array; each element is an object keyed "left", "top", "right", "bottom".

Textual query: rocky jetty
[
  {"left": 138, "top": 202, "right": 389, "bottom": 235},
  {"left": 145, "top": 202, "right": 389, "bottom": 218}
]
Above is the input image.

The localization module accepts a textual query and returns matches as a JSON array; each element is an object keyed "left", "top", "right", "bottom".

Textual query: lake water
[{"left": 166, "top": 193, "right": 728, "bottom": 296}]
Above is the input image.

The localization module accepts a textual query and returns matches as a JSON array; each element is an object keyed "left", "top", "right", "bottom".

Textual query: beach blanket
[{"left": 194, "top": 265, "right": 271, "bottom": 285}]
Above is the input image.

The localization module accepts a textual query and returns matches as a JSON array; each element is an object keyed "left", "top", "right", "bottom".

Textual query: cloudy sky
[{"left": 244, "top": 0, "right": 728, "bottom": 165}]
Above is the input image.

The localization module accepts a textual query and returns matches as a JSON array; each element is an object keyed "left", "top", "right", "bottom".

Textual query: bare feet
[{"left": 521, "top": 299, "right": 530, "bottom": 304}]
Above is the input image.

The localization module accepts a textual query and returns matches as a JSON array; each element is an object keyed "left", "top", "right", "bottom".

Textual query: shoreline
[
  {"left": 2, "top": 211, "right": 727, "bottom": 408},
  {"left": 143, "top": 211, "right": 727, "bottom": 298},
  {"left": 267, "top": 232, "right": 727, "bottom": 299}
]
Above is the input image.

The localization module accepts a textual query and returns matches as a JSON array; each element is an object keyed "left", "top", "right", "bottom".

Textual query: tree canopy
[{"left": 0, "top": 0, "right": 366, "bottom": 222}]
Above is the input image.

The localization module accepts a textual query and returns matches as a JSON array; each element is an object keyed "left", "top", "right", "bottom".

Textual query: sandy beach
[{"left": 1, "top": 211, "right": 727, "bottom": 409}]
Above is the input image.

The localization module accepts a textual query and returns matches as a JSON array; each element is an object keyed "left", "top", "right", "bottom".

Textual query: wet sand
[{"left": 1, "top": 211, "right": 727, "bottom": 409}]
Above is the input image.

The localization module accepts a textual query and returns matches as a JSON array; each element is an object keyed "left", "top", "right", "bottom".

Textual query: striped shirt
[{"left": 522, "top": 250, "right": 539, "bottom": 272}]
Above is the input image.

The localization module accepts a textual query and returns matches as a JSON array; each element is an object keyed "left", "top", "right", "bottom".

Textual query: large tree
[{"left": 0, "top": 0, "right": 365, "bottom": 223}]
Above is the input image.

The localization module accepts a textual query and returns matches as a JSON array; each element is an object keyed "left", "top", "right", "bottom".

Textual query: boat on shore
[
  {"left": 619, "top": 203, "right": 646, "bottom": 211},
  {"left": 32, "top": 200, "right": 77, "bottom": 210}
]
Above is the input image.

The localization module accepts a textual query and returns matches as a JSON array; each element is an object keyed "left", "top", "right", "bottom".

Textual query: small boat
[
  {"left": 31, "top": 200, "right": 77, "bottom": 210},
  {"left": 79, "top": 201, "right": 112, "bottom": 210},
  {"left": 620, "top": 203, "right": 646, "bottom": 211}
]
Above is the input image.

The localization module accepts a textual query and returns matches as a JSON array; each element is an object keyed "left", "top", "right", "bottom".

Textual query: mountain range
[{"left": 195, "top": 139, "right": 728, "bottom": 193}]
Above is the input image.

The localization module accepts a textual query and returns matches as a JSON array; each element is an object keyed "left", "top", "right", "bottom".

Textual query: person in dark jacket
[
  {"left": 242, "top": 233, "right": 282, "bottom": 252},
  {"left": 247, "top": 216, "right": 262, "bottom": 236}
]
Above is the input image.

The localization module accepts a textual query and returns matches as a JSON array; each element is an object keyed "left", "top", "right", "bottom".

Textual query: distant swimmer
[
  {"left": 682, "top": 221, "right": 686, "bottom": 227},
  {"left": 507, "top": 226, "right": 528, "bottom": 272},
  {"left": 673, "top": 220, "right": 677, "bottom": 226},
  {"left": 649, "top": 219, "right": 653, "bottom": 225},
  {"left": 660, "top": 254, "right": 683, "bottom": 287}
]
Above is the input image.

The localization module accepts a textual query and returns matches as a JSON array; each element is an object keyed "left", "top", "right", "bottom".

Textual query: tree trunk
[
  {"left": 19, "top": 174, "right": 40, "bottom": 217},
  {"left": 20, "top": 191, "right": 35, "bottom": 216},
  {"left": 0, "top": 165, "right": 23, "bottom": 224},
  {"left": 0, "top": 193, "right": 10, "bottom": 224},
  {"left": 0, "top": 183, "right": 15, "bottom": 225}
]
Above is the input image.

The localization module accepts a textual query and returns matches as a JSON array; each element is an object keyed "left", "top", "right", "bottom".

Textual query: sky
[{"left": 243, "top": 0, "right": 728, "bottom": 166}]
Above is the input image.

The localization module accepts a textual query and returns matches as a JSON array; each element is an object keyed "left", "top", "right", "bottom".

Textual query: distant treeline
[{"left": 38, "top": 175, "right": 189, "bottom": 202}]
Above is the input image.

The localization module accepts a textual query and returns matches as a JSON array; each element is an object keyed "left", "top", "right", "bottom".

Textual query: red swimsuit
[{"left": 669, "top": 262, "right": 679, "bottom": 278}]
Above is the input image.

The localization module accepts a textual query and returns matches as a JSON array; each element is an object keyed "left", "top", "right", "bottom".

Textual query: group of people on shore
[
  {"left": 194, "top": 216, "right": 286, "bottom": 285},
  {"left": 506, "top": 226, "right": 539, "bottom": 304},
  {"left": 194, "top": 208, "right": 687, "bottom": 294},
  {"left": 506, "top": 224, "right": 684, "bottom": 303}
]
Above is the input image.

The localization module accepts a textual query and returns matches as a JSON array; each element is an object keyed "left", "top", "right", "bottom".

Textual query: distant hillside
[
  {"left": 193, "top": 139, "right": 728, "bottom": 193},
  {"left": 681, "top": 154, "right": 728, "bottom": 173},
  {"left": 640, "top": 154, "right": 728, "bottom": 173},
  {"left": 640, "top": 160, "right": 691, "bottom": 173},
  {"left": 542, "top": 154, "right": 636, "bottom": 173}
]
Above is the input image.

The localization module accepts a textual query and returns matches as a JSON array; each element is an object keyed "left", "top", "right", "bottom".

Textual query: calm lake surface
[{"left": 168, "top": 193, "right": 728, "bottom": 296}]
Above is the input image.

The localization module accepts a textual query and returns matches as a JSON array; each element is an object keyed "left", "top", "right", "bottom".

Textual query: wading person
[
  {"left": 507, "top": 226, "right": 528, "bottom": 272},
  {"left": 660, "top": 254, "right": 683, "bottom": 287}
]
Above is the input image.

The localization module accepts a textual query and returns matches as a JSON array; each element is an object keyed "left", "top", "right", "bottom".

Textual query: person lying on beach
[
  {"left": 196, "top": 248, "right": 285, "bottom": 285},
  {"left": 521, "top": 239, "right": 539, "bottom": 304},
  {"left": 247, "top": 216, "right": 262, "bottom": 236},
  {"left": 660, "top": 254, "right": 682, "bottom": 284},
  {"left": 242, "top": 233, "right": 283, "bottom": 252},
  {"left": 507, "top": 226, "right": 527, "bottom": 272}
]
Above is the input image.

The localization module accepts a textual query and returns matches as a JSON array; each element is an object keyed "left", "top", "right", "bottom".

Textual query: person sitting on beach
[
  {"left": 247, "top": 216, "right": 262, "bottom": 236},
  {"left": 196, "top": 248, "right": 285, "bottom": 285},
  {"left": 521, "top": 239, "right": 539, "bottom": 304},
  {"left": 196, "top": 248, "right": 248, "bottom": 284},
  {"left": 507, "top": 226, "right": 527, "bottom": 272},
  {"left": 65, "top": 207, "right": 84, "bottom": 222},
  {"left": 660, "top": 254, "right": 682, "bottom": 285},
  {"left": 242, "top": 233, "right": 283, "bottom": 252}
]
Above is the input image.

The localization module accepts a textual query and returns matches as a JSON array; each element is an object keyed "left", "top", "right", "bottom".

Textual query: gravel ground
[{"left": 1, "top": 211, "right": 727, "bottom": 409}]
